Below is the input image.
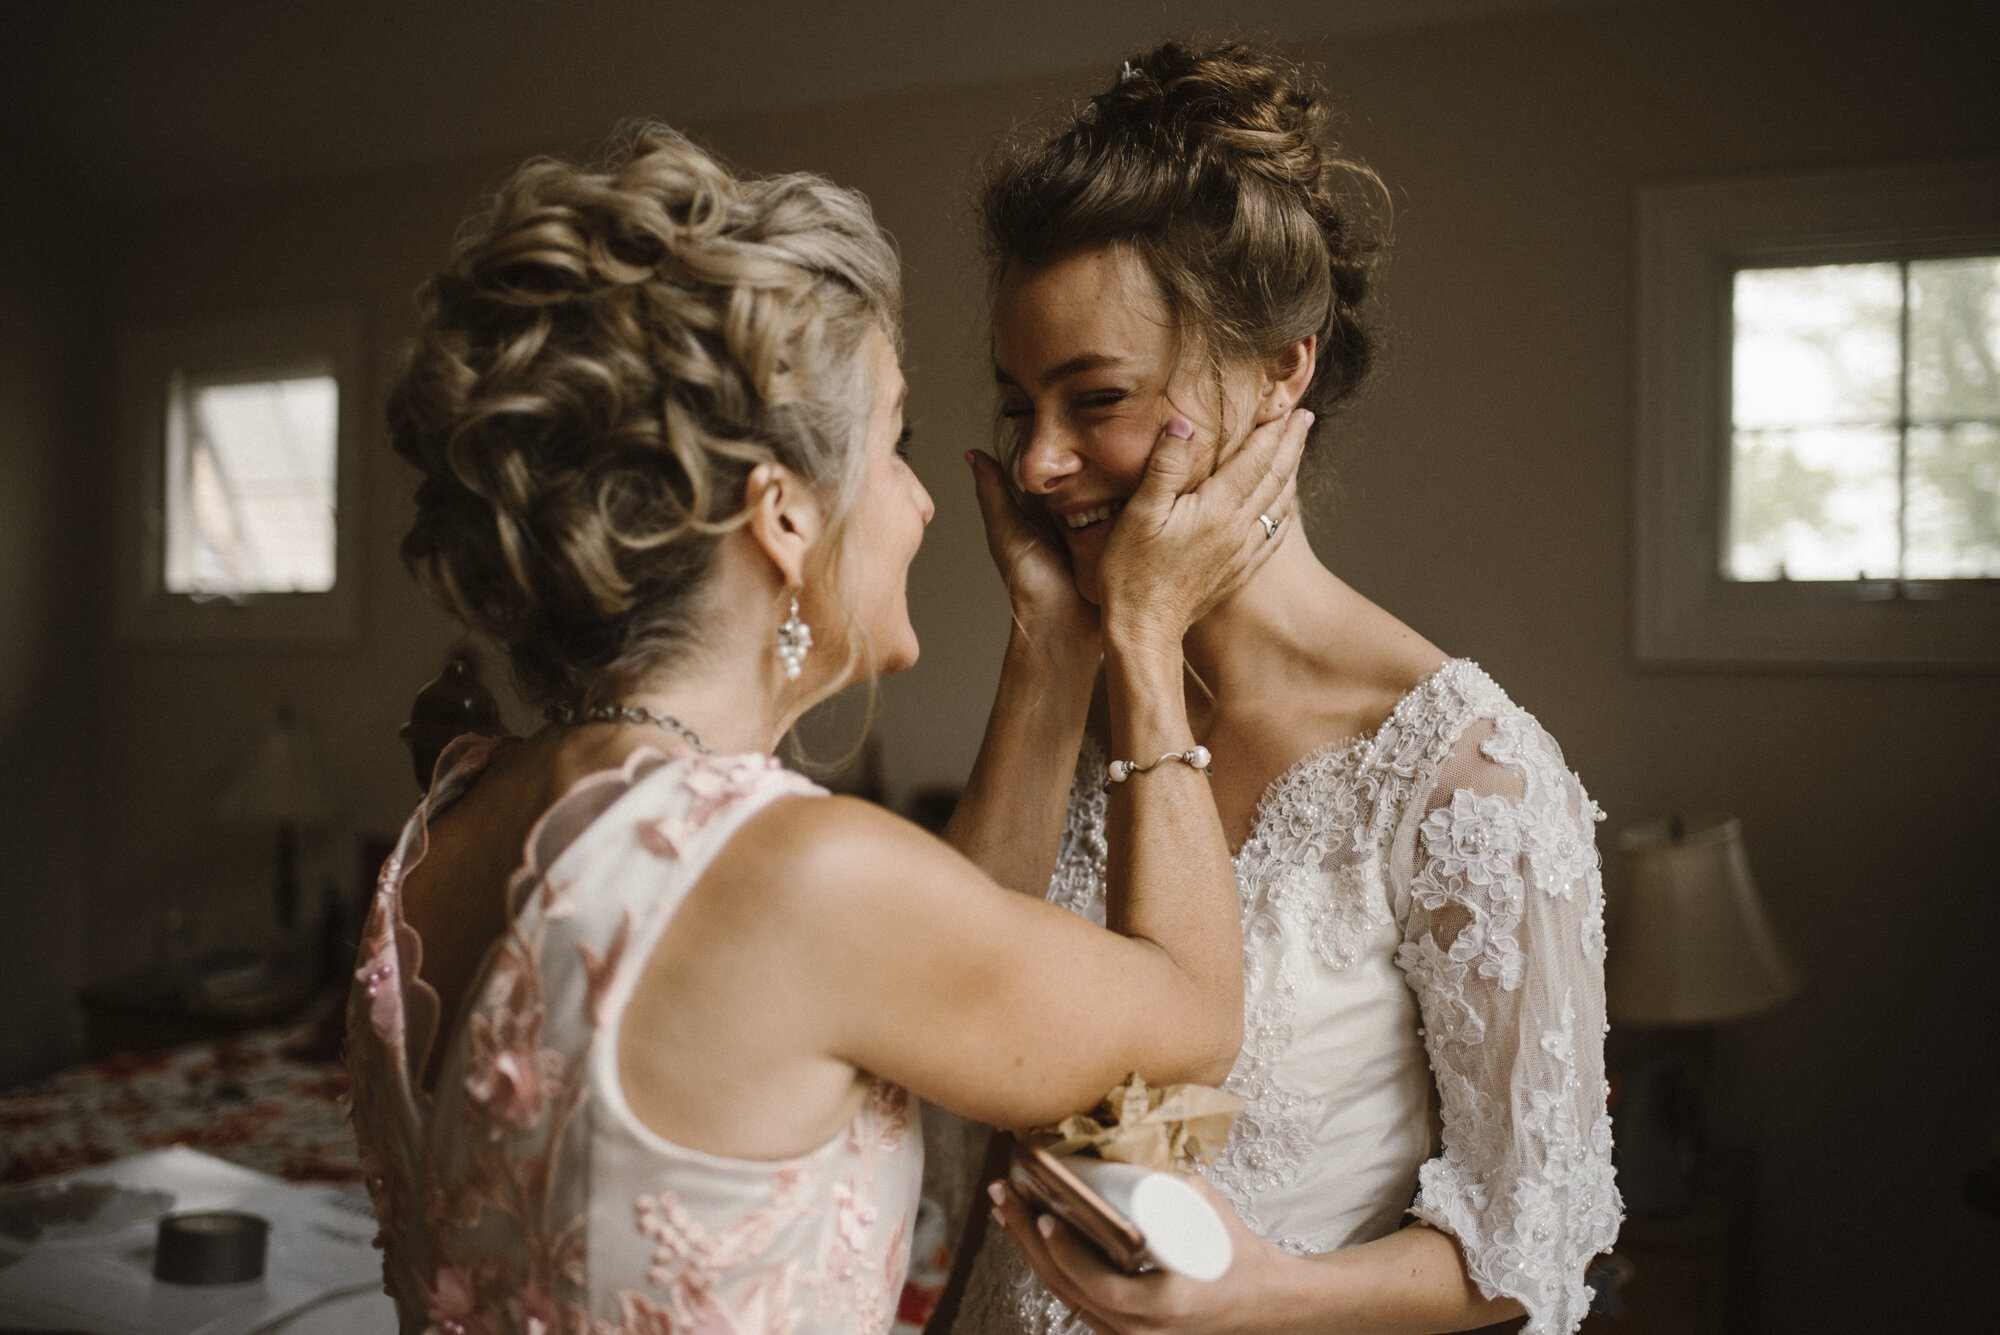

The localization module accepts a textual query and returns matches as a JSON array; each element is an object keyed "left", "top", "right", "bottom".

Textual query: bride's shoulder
[{"left": 1309, "top": 582, "right": 1450, "bottom": 720}]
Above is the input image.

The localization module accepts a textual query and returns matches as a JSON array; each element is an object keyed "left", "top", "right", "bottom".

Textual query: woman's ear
[
  {"left": 1259, "top": 335, "right": 1318, "bottom": 419},
  {"left": 742, "top": 462, "right": 825, "bottom": 591}
]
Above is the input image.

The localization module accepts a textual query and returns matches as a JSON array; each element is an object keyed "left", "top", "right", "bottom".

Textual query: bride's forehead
[
  {"left": 993, "top": 249, "right": 1174, "bottom": 374},
  {"left": 999, "top": 245, "right": 1164, "bottom": 316}
]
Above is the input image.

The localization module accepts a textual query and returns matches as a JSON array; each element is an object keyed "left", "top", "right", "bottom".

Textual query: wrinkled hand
[
  {"left": 988, "top": 1175, "right": 1292, "bottom": 1335},
  {"left": 967, "top": 448, "right": 1102, "bottom": 654},
  {"left": 1096, "top": 410, "right": 1311, "bottom": 647}
]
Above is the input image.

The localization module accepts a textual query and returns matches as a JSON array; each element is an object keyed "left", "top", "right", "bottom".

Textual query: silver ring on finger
[{"left": 1258, "top": 512, "right": 1281, "bottom": 540}]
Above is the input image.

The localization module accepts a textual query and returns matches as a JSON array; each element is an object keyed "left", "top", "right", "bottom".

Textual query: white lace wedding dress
[{"left": 953, "top": 659, "right": 1621, "bottom": 1335}]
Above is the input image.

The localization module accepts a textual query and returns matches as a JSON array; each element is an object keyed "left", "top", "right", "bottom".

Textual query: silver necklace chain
[{"left": 544, "top": 702, "right": 715, "bottom": 754}]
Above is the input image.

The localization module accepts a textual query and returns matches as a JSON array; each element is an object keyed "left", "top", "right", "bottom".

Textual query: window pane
[
  {"left": 1906, "top": 422, "right": 2000, "bottom": 578},
  {"left": 1909, "top": 256, "right": 2000, "bottom": 421},
  {"left": 1733, "top": 263, "right": 1901, "bottom": 428},
  {"left": 165, "top": 374, "right": 338, "bottom": 594},
  {"left": 1727, "top": 425, "right": 1900, "bottom": 580}
]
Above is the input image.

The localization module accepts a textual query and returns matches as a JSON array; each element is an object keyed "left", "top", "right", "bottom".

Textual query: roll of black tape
[{"left": 153, "top": 1210, "right": 269, "bottom": 1285}]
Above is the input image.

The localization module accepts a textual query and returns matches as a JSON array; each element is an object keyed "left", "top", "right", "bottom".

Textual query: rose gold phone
[{"left": 1006, "top": 1139, "right": 1150, "bottom": 1275}]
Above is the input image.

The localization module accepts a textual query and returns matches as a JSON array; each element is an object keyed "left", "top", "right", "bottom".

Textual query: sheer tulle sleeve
[{"left": 1394, "top": 712, "right": 1622, "bottom": 1334}]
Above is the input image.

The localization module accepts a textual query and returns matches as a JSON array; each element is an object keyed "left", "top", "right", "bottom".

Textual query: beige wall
[
  {"left": 1307, "top": 7, "right": 1999, "bottom": 1324},
  {"left": 23, "top": 0, "right": 1999, "bottom": 1325},
  {"left": 0, "top": 139, "right": 95, "bottom": 1084},
  {"left": 85, "top": 162, "right": 525, "bottom": 977}
]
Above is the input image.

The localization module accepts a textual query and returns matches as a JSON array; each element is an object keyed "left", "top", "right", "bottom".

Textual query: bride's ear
[
  {"left": 742, "top": 462, "right": 825, "bottom": 590},
  {"left": 1259, "top": 335, "right": 1318, "bottom": 420}
]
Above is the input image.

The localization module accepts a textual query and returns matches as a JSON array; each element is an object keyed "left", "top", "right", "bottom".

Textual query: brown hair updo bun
[
  {"left": 391, "top": 123, "right": 900, "bottom": 706},
  {"left": 979, "top": 40, "right": 1384, "bottom": 439}
]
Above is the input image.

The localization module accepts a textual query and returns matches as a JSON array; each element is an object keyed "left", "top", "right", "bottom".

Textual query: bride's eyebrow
[{"left": 993, "top": 352, "right": 1131, "bottom": 390}]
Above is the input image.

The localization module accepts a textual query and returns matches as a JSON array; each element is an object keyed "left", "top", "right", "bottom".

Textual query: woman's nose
[
  {"left": 916, "top": 478, "right": 936, "bottom": 526},
  {"left": 1015, "top": 422, "right": 1082, "bottom": 495}
]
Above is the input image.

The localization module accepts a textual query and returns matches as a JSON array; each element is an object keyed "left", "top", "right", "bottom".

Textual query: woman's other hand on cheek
[
  {"left": 966, "top": 448, "right": 1102, "bottom": 652},
  {"left": 987, "top": 1176, "right": 1296, "bottom": 1335}
]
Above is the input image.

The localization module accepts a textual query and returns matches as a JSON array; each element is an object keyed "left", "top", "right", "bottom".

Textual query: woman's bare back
[{"left": 399, "top": 730, "right": 875, "bottom": 1159}]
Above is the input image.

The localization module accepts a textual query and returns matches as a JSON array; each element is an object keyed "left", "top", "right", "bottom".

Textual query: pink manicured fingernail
[
  {"left": 1037, "top": 1215, "right": 1056, "bottom": 1238},
  {"left": 988, "top": 1181, "right": 1006, "bottom": 1205},
  {"left": 1300, "top": 410, "right": 1316, "bottom": 427},
  {"left": 991, "top": 1207, "right": 1005, "bottom": 1227},
  {"left": 1283, "top": 407, "right": 1294, "bottom": 421},
  {"left": 1166, "top": 417, "right": 1195, "bottom": 439}
]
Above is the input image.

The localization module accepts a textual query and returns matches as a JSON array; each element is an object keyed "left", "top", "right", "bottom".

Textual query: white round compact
[{"left": 1065, "top": 1159, "right": 1233, "bottom": 1282}]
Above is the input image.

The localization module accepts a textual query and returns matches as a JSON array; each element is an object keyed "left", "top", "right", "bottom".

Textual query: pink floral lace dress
[{"left": 347, "top": 736, "right": 923, "bottom": 1335}]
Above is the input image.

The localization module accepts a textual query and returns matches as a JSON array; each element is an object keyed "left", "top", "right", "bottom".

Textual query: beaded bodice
[{"left": 956, "top": 661, "right": 1621, "bottom": 1335}]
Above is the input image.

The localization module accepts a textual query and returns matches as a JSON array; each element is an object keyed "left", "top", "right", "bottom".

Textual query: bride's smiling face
[{"left": 992, "top": 244, "right": 1262, "bottom": 604}]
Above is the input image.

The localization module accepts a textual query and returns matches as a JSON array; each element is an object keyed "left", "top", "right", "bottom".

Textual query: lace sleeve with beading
[{"left": 1394, "top": 711, "right": 1622, "bottom": 1334}]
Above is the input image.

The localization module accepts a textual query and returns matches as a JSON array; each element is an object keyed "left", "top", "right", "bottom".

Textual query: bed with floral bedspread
[{"left": 0, "top": 1015, "right": 358, "bottom": 1190}]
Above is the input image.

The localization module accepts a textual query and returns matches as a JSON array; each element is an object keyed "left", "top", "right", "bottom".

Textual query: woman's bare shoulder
[{"left": 694, "top": 790, "right": 971, "bottom": 926}]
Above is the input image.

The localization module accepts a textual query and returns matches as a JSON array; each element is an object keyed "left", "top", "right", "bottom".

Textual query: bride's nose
[{"left": 1015, "top": 422, "right": 1083, "bottom": 495}]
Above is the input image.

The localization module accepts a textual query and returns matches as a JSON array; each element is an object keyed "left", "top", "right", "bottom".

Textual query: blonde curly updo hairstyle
[
  {"left": 391, "top": 123, "right": 901, "bottom": 706},
  {"left": 980, "top": 40, "right": 1384, "bottom": 446}
]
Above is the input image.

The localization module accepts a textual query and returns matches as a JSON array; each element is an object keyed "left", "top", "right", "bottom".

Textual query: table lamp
[
  {"left": 1608, "top": 814, "right": 1804, "bottom": 1214},
  {"left": 1610, "top": 815, "right": 1804, "bottom": 1025},
  {"left": 214, "top": 704, "right": 331, "bottom": 936}
]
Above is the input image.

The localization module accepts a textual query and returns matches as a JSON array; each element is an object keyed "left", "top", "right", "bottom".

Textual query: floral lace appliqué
[
  {"left": 348, "top": 747, "right": 921, "bottom": 1335},
  {"left": 976, "top": 662, "right": 1619, "bottom": 1335}
]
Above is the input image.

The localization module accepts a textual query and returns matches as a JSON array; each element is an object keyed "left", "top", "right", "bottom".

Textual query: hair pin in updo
[{"left": 1119, "top": 60, "right": 1141, "bottom": 84}]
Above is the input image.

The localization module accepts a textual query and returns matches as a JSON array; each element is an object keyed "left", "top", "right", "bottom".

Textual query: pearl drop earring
[{"left": 776, "top": 594, "right": 812, "bottom": 681}]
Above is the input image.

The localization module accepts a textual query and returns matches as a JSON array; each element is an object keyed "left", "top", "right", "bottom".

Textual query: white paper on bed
[{"left": 0, "top": 1145, "right": 384, "bottom": 1335}]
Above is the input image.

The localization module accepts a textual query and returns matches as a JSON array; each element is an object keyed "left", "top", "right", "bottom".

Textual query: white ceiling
[{"left": 0, "top": 0, "right": 1614, "bottom": 202}]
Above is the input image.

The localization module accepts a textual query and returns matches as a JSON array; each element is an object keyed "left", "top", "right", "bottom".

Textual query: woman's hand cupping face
[
  {"left": 987, "top": 1176, "right": 1289, "bottom": 1335},
  {"left": 967, "top": 448, "right": 1103, "bottom": 655},
  {"left": 1092, "top": 408, "right": 1309, "bottom": 646}
]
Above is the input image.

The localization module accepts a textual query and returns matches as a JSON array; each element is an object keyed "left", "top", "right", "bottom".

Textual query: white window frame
[
  {"left": 115, "top": 307, "right": 365, "bottom": 644},
  {"left": 1634, "top": 160, "right": 2000, "bottom": 669}
]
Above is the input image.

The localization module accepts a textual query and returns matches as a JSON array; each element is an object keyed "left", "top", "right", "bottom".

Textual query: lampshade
[
  {"left": 1608, "top": 815, "right": 1804, "bottom": 1026},
  {"left": 214, "top": 707, "right": 332, "bottom": 826}
]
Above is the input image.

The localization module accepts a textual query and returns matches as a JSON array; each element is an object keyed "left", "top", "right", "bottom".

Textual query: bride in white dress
[{"left": 939, "top": 42, "right": 1621, "bottom": 1335}]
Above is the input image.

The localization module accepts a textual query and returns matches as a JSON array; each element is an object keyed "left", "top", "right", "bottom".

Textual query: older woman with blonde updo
[
  {"left": 945, "top": 42, "right": 1621, "bottom": 1335},
  {"left": 346, "top": 124, "right": 1313, "bottom": 1334}
]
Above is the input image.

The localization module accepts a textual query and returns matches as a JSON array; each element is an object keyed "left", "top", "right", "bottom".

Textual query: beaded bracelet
[{"left": 1103, "top": 745, "right": 1213, "bottom": 790}]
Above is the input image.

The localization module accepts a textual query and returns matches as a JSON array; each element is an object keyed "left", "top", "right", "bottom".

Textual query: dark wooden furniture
[
  {"left": 1591, "top": 1157, "right": 1754, "bottom": 1334},
  {"left": 75, "top": 962, "right": 320, "bottom": 1060}
]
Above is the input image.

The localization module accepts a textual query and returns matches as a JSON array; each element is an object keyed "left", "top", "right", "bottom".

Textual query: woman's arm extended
[
  {"left": 942, "top": 443, "right": 1103, "bottom": 896},
  {"left": 768, "top": 611, "right": 1241, "bottom": 1126},
  {"left": 942, "top": 591, "right": 1098, "bottom": 898},
  {"left": 734, "top": 412, "right": 1308, "bottom": 1128}
]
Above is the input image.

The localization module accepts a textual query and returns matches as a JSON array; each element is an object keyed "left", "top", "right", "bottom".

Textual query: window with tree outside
[
  {"left": 165, "top": 369, "right": 340, "bottom": 596},
  {"left": 1729, "top": 256, "right": 2000, "bottom": 585}
]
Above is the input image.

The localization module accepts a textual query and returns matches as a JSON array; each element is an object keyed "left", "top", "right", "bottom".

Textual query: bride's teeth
[{"left": 1065, "top": 502, "right": 1121, "bottom": 529}]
